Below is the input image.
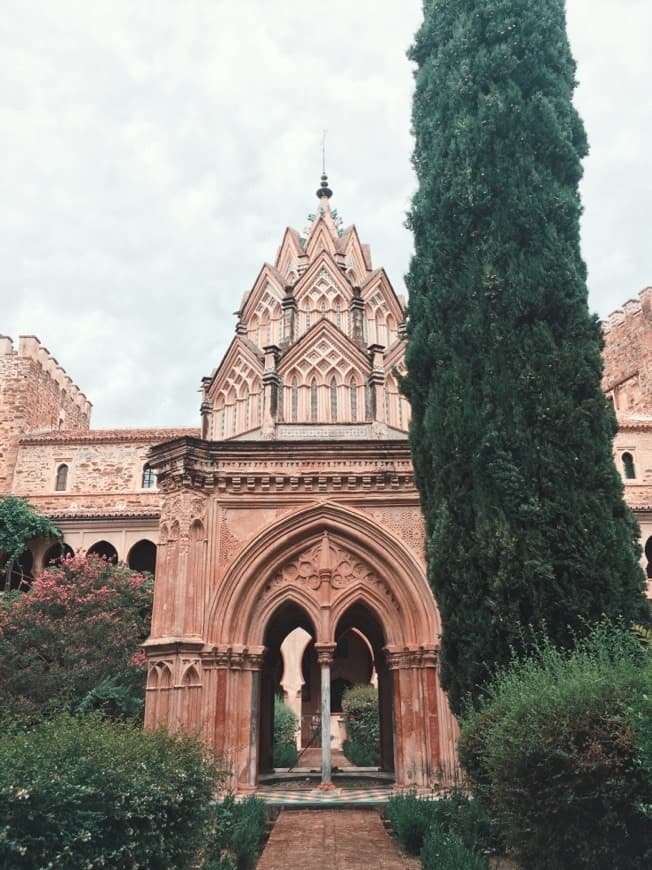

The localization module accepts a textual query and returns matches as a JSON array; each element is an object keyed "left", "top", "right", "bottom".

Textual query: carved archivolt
[{"left": 263, "top": 533, "right": 399, "bottom": 611}]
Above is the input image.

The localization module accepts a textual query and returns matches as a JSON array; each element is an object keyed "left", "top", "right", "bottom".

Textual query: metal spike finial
[{"left": 316, "top": 130, "right": 333, "bottom": 199}]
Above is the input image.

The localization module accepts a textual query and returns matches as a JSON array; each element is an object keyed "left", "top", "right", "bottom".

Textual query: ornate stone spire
[
  {"left": 316, "top": 131, "right": 332, "bottom": 199},
  {"left": 316, "top": 173, "right": 332, "bottom": 199}
]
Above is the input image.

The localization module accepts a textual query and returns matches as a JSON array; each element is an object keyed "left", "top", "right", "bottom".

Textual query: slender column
[
  {"left": 248, "top": 668, "right": 261, "bottom": 787},
  {"left": 315, "top": 643, "right": 336, "bottom": 789}
]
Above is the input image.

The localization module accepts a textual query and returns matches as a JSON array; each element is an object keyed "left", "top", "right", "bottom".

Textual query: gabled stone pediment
[
  {"left": 275, "top": 227, "right": 305, "bottom": 281},
  {"left": 293, "top": 250, "right": 353, "bottom": 308},
  {"left": 206, "top": 337, "right": 264, "bottom": 403},
  {"left": 278, "top": 317, "right": 370, "bottom": 386},
  {"left": 337, "top": 225, "right": 372, "bottom": 284},
  {"left": 304, "top": 213, "right": 338, "bottom": 260},
  {"left": 360, "top": 268, "right": 405, "bottom": 322},
  {"left": 238, "top": 263, "right": 286, "bottom": 323}
]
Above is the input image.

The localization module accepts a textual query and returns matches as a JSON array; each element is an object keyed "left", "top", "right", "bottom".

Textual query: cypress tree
[{"left": 404, "top": 0, "right": 649, "bottom": 713}]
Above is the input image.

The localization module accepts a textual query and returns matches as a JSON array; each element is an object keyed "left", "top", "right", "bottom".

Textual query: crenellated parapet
[
  {"left": 602, "top": 287, "right": 652, "bottom": 417},
  {"left": 0, "top": 335, "right": 92, "bottom": 492},
  {"left": 15, "top": 336, "right": 92, "bottom": 419}
]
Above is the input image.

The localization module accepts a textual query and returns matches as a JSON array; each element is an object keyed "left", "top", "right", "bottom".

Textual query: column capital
[
  {"left": 314, "top": 642, "right": 337, "bottom": 666},
  {"left": 385, "top": 645, "right": 438, "bottom": 670}
]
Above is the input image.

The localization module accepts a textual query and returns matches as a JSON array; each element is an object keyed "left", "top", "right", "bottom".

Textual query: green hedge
[
  {"left": 341, "top": 684, "right": 380, "bottom": 766},
  {"left": 459, "top": 625, "right": 652, "bottom": 870},
  {"left": 273, "top": 697, "right": 298, "bottom": 767},
  {"left": 420, "top": 823, "right": 488, "bottom": 870},
  {"left": 0, "top": 715, "right": 224, "bottom": 869},
  {"left": 386, "top": 789, "right": 497, "bottom": 858},
  {"left": 205, "top": 795, "right": 267, "bottom": 870}
]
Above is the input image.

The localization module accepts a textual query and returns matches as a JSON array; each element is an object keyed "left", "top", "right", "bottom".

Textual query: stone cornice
[{"left": 148, "top": 437, "right": 416, "bottom": 494}]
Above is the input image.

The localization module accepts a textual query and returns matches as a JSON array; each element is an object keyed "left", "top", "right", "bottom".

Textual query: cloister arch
[
  {"left": 208, "top": 502, "right": 440, "bottom": 649},
  {"left": 200, "top": 502, "right": 443, "bottom": 788}
]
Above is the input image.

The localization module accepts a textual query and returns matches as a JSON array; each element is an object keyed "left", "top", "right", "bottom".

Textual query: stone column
[
  {"left": 315, "top": 643, "right": 336, "bottom": 789},
  {"left": 281, "top": 287, "right": 297, "bottom": 349},
  {"left": 367, "top": 344, "right": 385, "bottom": 423},
  {"left": 262, "top": 345, "right": 281, "bottom": 436},
  {"left": 349, "top": 286, "right": 365, "bottom": 346}
]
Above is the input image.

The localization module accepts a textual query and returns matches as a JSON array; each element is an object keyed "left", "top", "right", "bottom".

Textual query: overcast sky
[{"left": 2, "top": 1, "right": 650, "bottom": 429}]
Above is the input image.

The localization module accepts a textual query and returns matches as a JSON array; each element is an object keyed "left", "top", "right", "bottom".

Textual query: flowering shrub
[
  {"left": 0, "top": 554, "right": 152, "bottom": 720},
  {"left": 0, "top": 714, "right": 224, "bottom": 869}
]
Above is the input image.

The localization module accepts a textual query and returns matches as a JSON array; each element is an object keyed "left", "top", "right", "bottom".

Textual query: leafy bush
[
  {"left": 0, "top": 553, "right": 152, "bottom": 721},
  {"left": 205, "top": 795, "right": 267, "bottom": 870},
  {"left": 0, "top": 714, "right": 224, "bottom": 869},
  {"left": 386, "top": 789, "right": 497, "bottom": 857},
  {"left": 272, "top": 697, "right": 298, "bottom": 767},
  {"left": 421, "top": 823, "right": 488, "bottom": 870},
  {"left": 341, "top": 683, "right": 380, "bottom": 766},
  {"left": 387, "top": 791, "right": 439, "bottom": 854},
  {"left": 459, "top": 624, "right": 652, "bottom": 869}
]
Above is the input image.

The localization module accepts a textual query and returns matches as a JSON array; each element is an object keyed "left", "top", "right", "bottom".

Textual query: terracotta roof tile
[{"left": 19, "top": 427, "right": 199, "bottom": 445}]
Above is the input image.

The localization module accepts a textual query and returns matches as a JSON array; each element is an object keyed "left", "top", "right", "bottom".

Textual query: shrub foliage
[
  {"left": 459, "top": 626, "right": 652, "bottom": 869},
  {"left": 0, "top": 553, "right": 152, "bottom": 721},
  {"left": 272, "top": 697, "right": 298, "bottom": 767},
  {"left": 0, "top": 715, "right": 224, "bottom": 869},
  {"left": 341, "top": 683, "right": 380, "bottom": 766},
  {"left": 205, "top": 794, "right": 267, "bottom": 870},
  {"left": 386, "top": 789, "right": 497, "bottom": 858}
]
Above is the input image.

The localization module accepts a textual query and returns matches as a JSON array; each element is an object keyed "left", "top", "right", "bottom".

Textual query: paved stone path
[{"left": 257, "top": 808, "right": 420, "bottom": 870}]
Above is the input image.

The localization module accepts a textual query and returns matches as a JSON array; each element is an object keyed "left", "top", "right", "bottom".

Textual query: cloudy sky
[{"left": 2, "top": 1, "right": 650, "bottom": 429}]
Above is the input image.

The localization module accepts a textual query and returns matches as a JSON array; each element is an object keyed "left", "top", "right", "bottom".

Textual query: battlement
[
  {"left": 603, "top": 287, "right": 652, "bottom": 334},
  {"left": 0, "top": 335, "right": 92, "bottom": 418}
]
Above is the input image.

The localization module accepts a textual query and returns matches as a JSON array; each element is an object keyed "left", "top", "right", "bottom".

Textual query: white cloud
[{"left": 1, "top": 0, "right": 649, "bottom": 426}]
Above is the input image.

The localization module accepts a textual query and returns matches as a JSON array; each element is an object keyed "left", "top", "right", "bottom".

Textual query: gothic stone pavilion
[
  {"left": 143, "top": 176, "right": 459, "bottom": 789},
  {"left": 2, "top": 178, "right": 652, "bottom": 792}
]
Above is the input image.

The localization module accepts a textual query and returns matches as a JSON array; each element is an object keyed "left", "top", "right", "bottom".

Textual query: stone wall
[
  {"left": 0, "top": 336, "right": 91, "bottom": 492},
  {"left": 602, "top": 287, "right": 652, "bottom": 413},
  {"left": 12, "top": 428, "right": 198, "bottom": 518}
]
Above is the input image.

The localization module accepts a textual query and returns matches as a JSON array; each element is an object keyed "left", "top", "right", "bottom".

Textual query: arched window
[
  {"left": 645, "top": 536, "right": 652, "bottom": 579},
  {"left": 43, "top": 543, "right": 74, "bottom": 566},
  {"left": 310, "top": 378, "right": 318, "bottom": 422},
  {"left": 291, "top": 378, "right": 298, "bottom": 423},
  {"left": 622, "top": 452, "right": 636, "bottom": 479},
  {"left": 142, "top": 464, "right": 156, "bottom": 488},
  {"left": 330, "top": 378, "right": 338, "bottom": 422},
  {"left": 220, "top": 405, "right": 226, "bottom": 439},
  {"left": 350, "top": 378, "right": 358, "bottom": 422},
  {"left": 128, "top": 539, "right": 157, "bottom": 574},
  {"left": 87, "top": 541, "right": 118, "bottom": 563},
  {"left": 55, "top": 464, "right": 68, "bottom": 491}
]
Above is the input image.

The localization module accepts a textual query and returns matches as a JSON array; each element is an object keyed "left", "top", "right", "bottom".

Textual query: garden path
[{"left": 257, "top": 807, "right": 419, "bottom": 870}]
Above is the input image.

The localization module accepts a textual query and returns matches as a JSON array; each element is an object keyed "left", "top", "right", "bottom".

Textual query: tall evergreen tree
[{"left": 404, "top": 0, "right": 649, "bottom": 713}]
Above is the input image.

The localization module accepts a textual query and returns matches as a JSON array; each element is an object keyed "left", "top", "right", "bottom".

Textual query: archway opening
[
  {"left": 334, "top": 601, "right": 394, "bottom": 773},
  {"left": 0, "top": 549, "right": 34, "bottom": 592},
  {"left": 259, "top": 601, "right": 316, "bottom": 774},
  {"left": 43, "top": 542, "right": 74, "bottom": 567},
  {"left": 127, "top": 539, "right": 157, "bottom": 574},
  {"left": 87, "top": 541, "right": 118, "bottom": 563}
]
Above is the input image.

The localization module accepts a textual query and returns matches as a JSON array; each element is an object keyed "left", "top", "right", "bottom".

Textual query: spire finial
[{"left": 316, "top": 129, "right": 333, "bottom": 199}]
